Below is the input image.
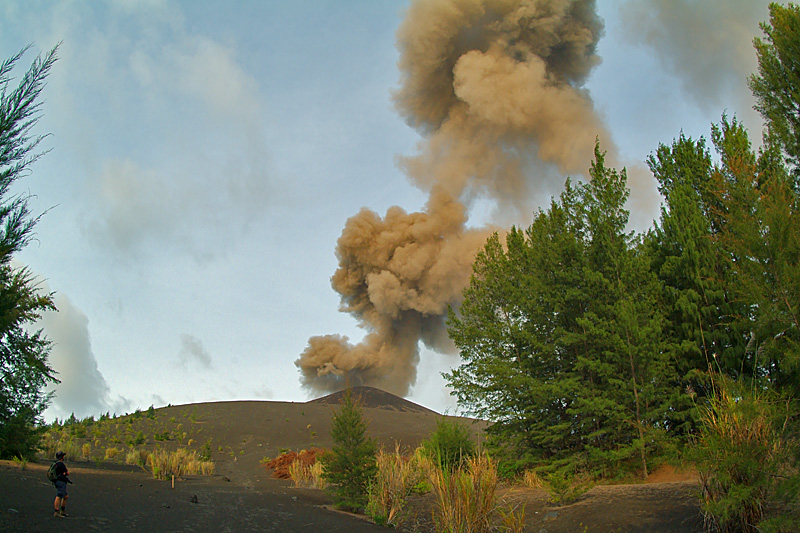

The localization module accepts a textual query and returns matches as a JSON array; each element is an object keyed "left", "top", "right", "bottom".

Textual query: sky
[{"left": 0, "top": 0, "right": 772, "bottom": 421}]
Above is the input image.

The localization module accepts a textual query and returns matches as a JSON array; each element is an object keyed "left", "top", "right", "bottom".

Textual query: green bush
[
  {"left": 692, "top": 377, "right": 800, "bottom": 532},
  {"left": 421, "top": 417, "right": 476, "bottom": 471},
  {"left": 544, "top": 468, "right": 593, "bottom": 505},
  {"left": 319, "top": 389, "right": 377, "bottom": 512},
  {"left": 0, "top": 409, "right": 45, "bottom": 460}
]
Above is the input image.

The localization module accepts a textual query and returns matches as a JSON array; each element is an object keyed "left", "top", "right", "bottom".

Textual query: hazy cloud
[
  {"left": 46, "top": 3, "right": 275, "bottom": 261},
  {"left": 619, "top": 0, "right": 769, "bottom": 127},
  {"left": 179, "top": 333, "right": 212, "bottom": 369},
  {"left": 39, "top": 291, "right": 125, "bottom": 420}
]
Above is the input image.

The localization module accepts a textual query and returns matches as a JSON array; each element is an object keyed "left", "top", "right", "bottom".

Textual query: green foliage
[
  {"left": 420, "top": 417, "right": 476, "bottom": 471},
  {"left": 446, "top": 144, "right": 675, "bottom": 477},
  {"left": 706, "top": 117, "right": 800, "bottom": 398},
  {"left": 544, "top": 468, "right": 594, "bottom": 505},
  {"left": 126, "top": 430, "right": 146, "bottom": 446},
  {"left": 692, "top": 376, "right": 800, "bottom": 532},
  {"left": 0, "top": 407, "right": 46, "bottom": 460},
  {"left": 319, "top": 389, "right": 377, "bottom": 512},
  {"left": 198, "top": 439, "right": 213, "bottom": 461},
  {"left": 749, "top": 2, "right": 800, "bottom": 182},
  {"left": 0, "top": 45, "right": 60, "bottom": 460}
]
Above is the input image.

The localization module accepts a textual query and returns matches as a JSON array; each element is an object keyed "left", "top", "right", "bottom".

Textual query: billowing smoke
[{"left": 296, "top": 0, "right": 609, "bottom": 396}]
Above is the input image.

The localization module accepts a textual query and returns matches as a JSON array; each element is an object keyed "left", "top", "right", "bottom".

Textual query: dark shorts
[{"left": 55, "top": 480, "right": 67, "bottom": 498}]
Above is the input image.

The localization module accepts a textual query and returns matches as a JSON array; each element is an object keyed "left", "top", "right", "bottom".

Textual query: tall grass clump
[
  {"left": 104, "top": 447, "right": 120, "bottom": 460},
  {"left": 429, "top": 453, "right": 499, "bottom": 533},
  {"left": 692, "top": 377, "right": 799, "bottom": 532},
  {"left": 147, "top": 448, "right": 215, "bottom": 480},
  {"left": 366, "top": 445, "right": 427, "bottom": 527},
  {"left": 288, "top": 458, "right": 326, "bottom": 489},
  {"left": 125, "top": 448, "right": 150, "bottom": 468},
  {"left": 421, "top": 417, "right": 476, "bottom": 471}
]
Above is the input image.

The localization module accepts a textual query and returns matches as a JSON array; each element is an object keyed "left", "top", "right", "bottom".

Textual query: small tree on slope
[{"left": 320, "top": 388, "right": 377, "bottom": 512}]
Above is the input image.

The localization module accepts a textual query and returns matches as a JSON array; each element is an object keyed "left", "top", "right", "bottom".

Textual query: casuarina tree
[{"left": 0, "top": 45, "right": 59, "bottom": 459}]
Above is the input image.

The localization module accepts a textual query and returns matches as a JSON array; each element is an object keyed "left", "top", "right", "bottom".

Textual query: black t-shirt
[{"left": 54, "top": 460, "right": 69, "bottom": 482}]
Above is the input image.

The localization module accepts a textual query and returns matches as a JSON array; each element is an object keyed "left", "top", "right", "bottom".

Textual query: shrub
[
  {"left": 544, "top": 468, "right": 593, "bottom": 505},
  {"left": 11, "top": 455, "right": 28, "bottom": 469},
  {"left": 81, "top": 442, "right": 91, "bottom": 460},
  {"left": 104, "top": 447, "right": 120, "bottom": 460},
  {"left": 126, "top": 431, "right": 145, "bottom": 446},
  {"left": 319, "top": 389, "right": 377, "bottom": 512},
  {"left": 198, "top": 439, "right": 213, "bottom": 461},
  {"left": 692, "top": 377, "right": 800, "bottom": 532},
  {"left": 421, "top": 417, "right": 476, "bottom": 471}
]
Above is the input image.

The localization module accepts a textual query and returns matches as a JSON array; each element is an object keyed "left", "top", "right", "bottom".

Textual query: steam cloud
[{"left": 296, "top": 0, "right": 609, "bottom": 396}]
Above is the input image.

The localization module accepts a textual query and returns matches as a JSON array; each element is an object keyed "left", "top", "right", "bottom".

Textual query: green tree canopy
[
  {"left": 749, "top": 2, "right": 800, "bottom": 184},
  {"left": 0, "top": 45, "right": 59, "bottom": 459},
  {"left": 446, "top": 145, "right": 676, "bottom": 477}
]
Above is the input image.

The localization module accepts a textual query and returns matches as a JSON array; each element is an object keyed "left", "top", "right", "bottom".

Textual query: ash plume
[{"left": 296, "top": 0, "right": 609, "bottom": 396}]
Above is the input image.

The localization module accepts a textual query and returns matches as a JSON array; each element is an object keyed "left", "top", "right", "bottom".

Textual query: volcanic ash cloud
[{"left": 296, "top": 0, "right": 608, "bottom": 396}]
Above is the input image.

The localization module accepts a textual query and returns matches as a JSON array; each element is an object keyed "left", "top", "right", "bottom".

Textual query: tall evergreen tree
[
  {"left": 447, "top": 145, "right": 675, "bottom": 476},
  {"left": 709, "top": 117, "right": 800, "bottom": 396},
  {"left": 749, "top": 2, "right": 800, "bottom": 184},
  {"left": 644, "top": 132, "right": 749, "bottom": 426},
  {"left": 0, "top": 45, "right": 59, "bottom": 459}
]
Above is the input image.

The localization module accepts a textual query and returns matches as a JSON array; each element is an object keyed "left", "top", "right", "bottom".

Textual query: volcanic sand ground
[{"left": 0, "top": 387, "right": 703, "bottom": 532}]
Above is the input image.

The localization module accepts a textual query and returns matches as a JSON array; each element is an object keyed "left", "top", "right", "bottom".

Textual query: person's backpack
[{"left": 47, "top": 461, "right": 59, "bottom": 483}]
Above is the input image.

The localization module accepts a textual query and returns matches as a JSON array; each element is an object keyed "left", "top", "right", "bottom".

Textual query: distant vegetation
[{"left": 38, "top": 406, "right": 214, "bottom": 481}]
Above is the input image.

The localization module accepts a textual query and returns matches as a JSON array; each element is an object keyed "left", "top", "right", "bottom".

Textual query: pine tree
[
  {"left": 447, "top": 144, "right": 676, "bottom": 476},
  {"left": 749, "top": 2, "right": 800, "bottom": 183},
  {"left": 319, "top": 389, "right": 377, "bottom": 512},
  {"left": 644, "top": 132, "right": 748, "bottom": 433}
]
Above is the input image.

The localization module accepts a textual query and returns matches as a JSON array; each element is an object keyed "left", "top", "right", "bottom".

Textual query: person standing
[{"left": 52, "top": 451, "right": 71, "bottom": 517}]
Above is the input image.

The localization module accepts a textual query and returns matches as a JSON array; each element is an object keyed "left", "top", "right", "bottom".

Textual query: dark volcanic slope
[{"left": 307, "top": 386, "right": 439, "bottom": 415}]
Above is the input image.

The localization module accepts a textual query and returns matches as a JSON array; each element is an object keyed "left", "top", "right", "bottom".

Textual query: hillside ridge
[{"left": 307, "top": 385, "right": 439, "bottom": 415}]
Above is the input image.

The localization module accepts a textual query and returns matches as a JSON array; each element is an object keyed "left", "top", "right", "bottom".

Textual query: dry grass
[
  {"left": 125, "top": 448, "right": 150, "bottom": 468},
  {"left": 366, "top": 444, "right": 428, "bottom": 527},
  {"left": 147, "top": 448, "right": 215, "bottom": 480},
  {"left": 288, "top": 457, "right": 326, "bottom": 489},
  {"left": 498, "top": 503, "right": 526, "bottom": 533},
  {"left": 521, "top": 469, "right": 544, "bottom": 489},
  {"left": 429, "top": 453, "right": 499, "bottom": 533},
  {"left": 104, "top": 447, "right": 120, "bottom": 460}
]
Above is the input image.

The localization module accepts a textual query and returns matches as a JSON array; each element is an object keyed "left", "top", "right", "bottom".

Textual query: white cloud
[{"left": 39, "top": 291, "right": 127, "bottom": 421}]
